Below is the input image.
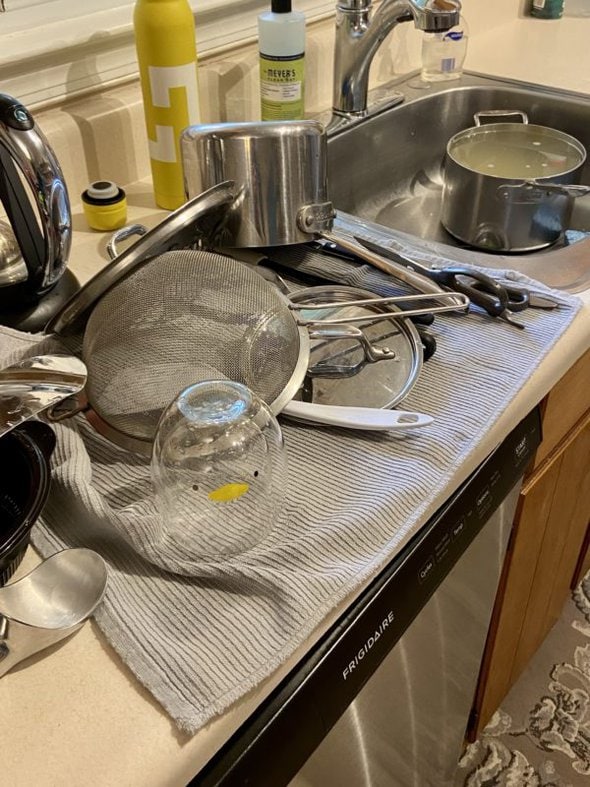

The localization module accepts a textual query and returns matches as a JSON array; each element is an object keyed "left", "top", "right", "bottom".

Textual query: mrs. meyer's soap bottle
[{"left": 258, "top": 0, "right": 306, "bottom": 120}]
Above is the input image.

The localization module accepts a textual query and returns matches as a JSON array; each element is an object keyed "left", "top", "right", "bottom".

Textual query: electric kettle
[{"left": 0, "top": 93, "right": 73, "bottom": 322}]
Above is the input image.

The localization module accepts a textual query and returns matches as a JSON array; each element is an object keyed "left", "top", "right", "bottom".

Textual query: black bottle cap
[{"left": 271, "top": 0, "right": 292, "bottom": 12}]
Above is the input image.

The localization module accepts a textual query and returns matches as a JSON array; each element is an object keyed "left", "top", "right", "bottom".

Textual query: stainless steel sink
[{"left": 327, "top": 72, "right": 590, "bottom": 292}]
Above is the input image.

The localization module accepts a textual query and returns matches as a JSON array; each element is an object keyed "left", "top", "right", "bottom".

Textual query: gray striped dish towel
[{"left": 0, "top": 250, "right": 583, "bottom": 734}]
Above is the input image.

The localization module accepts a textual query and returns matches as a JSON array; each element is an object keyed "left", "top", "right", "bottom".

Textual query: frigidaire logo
[{"left": 342, "top": 611, "right": 395, "bottom": 680}]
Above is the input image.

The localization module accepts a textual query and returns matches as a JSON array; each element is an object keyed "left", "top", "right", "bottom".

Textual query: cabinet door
[
  {"left": 468, "top": 411, "right": 590, "bottom": 740},
  {"left": 533, "top": 349, "right": 590, "bottom": 467},
  {"left": 571, "top": 524, "right": 590, "bottom": 590}
]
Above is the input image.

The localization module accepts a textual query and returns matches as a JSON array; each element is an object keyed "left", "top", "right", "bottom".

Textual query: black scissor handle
[
  {"left": 503, "top": 286, "right": 530, "bottom": 312},
  {"left": 427, "top": 266, "right": 510, "bottom": 317},
  {"left": 469, "top": 281, "right": 530, "bottom": 313}
]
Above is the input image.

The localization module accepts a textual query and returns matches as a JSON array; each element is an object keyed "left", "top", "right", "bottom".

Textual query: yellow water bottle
[{"left": 133, "top": 0, "right": 201, "bottom": 210}]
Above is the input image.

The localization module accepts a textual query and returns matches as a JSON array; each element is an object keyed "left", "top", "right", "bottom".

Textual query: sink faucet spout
[{"left": 332, "top": 0, "right": 461, "bottom": 118}]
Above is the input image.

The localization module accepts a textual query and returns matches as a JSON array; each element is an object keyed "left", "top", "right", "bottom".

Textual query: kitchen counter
[
  {"left": 2, "top": 15, "right": 590, "bottom": 787},
  {"left": 2, "top": 203, "right": 589, "bottom": 787}
]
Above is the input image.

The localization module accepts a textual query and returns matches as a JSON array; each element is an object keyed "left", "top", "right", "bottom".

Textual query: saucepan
[
  {"left": 441, "top": 110, "right": 590, "bottom": 252},
  {"left": 180, "top": 119, "right": 466, "bottom": 308}
]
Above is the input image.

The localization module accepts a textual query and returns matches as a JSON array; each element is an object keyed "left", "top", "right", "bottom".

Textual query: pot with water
[{"left": 441, "top": 110, "right": 590, "bottom": 252}]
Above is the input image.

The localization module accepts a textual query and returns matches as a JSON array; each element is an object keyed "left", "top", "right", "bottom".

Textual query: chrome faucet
[{"left": 332, "top": 0, "right": 461, "bottom": 119}]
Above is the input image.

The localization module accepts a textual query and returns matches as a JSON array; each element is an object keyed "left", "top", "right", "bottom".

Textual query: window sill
[{"left": 0, "top": 0, "right": 335, "bottom": 108}]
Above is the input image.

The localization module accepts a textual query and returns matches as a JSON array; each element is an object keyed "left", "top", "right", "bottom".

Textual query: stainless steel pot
[
  {"left": 181, "top": 119, "right": 467, "bottom": 307},
  {"left": 181, "top": 120, "right": 331, "bottom": 248},
  {"left": 441, "top": 110, "right": 590, "bottom": 252}
]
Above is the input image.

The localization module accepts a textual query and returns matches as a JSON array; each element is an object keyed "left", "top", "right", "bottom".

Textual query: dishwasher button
[
  {"left": 418, "top": 556, "right": 435, "bottom": 584},
  {"left": 451, "top": 518, "right": 465, "bottom": 540}
]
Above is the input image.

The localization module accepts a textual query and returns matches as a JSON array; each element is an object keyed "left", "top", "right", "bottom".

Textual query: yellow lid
[{"left": 81, "top": 181, "right": 128, "bottom": 232}]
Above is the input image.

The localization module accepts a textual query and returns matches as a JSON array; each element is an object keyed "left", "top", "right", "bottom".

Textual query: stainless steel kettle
[{"left": 0, "top": 93, "right": 72, "bottom": 304}]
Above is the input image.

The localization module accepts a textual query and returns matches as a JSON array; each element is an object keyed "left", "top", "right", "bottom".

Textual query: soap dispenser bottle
[
  {"left": 133, "top": 0, "right": 201, "bottom": 210},
  {"left": 421, "top": 15, "right": 469, "bottom": 82},
  {"left": 258, "top": 0, "right": 306, "bottom": 121}
]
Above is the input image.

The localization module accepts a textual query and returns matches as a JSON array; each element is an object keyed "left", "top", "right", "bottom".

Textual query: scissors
[{"left": 353, "top": 237, "right": 558, "bottom": 329}]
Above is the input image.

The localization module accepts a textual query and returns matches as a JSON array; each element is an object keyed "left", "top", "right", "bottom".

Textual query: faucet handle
[{"left": 411, "top": 0, "right": 461, "bottom": 30}]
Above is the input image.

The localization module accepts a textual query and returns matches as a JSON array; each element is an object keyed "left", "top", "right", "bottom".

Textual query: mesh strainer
[
  {"left": 81, "top": 249, "right": 306, "bottom": 451},
  {"left": 77, "top": 249, "right": 467, "bottom": 454}
]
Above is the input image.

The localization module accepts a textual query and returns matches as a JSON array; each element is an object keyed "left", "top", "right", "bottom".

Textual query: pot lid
[
  {"left": 288, "top": 285, "right": 423, "bottom": 410},
  {"left": 46, "top": 181, "right": 237, "bottom": 336}
]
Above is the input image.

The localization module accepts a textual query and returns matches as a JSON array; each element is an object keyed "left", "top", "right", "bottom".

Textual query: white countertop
[{"left": 2, "top": 16, "right": 590, "bottom": 787}]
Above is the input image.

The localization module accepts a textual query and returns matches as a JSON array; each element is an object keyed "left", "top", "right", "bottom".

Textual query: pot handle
[
  {"left": 106, "top": 223, "right": 148, "bottom": 260},
  {"left": 307, "top": 324, "right": 395, "bottom": 363},
  {"left": 280, "top": 401, "right": 433, "bottom": 431},
  {"left": 497, "top": 181, "right": 590, "bottom": 202},
  {"left": 474, "top": 110, "right": 529, "bottom": 126}
]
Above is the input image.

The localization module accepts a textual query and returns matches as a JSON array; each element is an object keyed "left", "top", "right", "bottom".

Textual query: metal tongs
[{"left": 289, "top": 291, "right": 470, "bottom": 324}]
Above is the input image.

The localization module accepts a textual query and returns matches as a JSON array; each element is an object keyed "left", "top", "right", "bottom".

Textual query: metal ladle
[
  {"left": 0, "top": 548, "right": 108, "bottom": 677},
  {"left": 0, "top": 354, "right": 87, "bottom": 439}
]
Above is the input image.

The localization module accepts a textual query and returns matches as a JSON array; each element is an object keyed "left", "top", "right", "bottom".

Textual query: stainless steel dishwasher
[{"left": 195, "top": 408, "right": 541, "bottom": 787}]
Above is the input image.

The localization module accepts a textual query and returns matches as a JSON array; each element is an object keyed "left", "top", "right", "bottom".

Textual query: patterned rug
[{"left": 455, "top": 572, "right": 590, "bottom": 786}]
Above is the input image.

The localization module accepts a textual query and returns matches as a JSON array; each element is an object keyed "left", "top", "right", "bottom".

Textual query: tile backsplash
[{"left": 32, "top": 0, "right": 520, "bottom": 207}]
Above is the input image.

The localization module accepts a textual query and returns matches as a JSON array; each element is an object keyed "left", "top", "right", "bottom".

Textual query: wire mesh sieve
[{"left": 82, "top": 250, "right": 306, "bottom": 446}]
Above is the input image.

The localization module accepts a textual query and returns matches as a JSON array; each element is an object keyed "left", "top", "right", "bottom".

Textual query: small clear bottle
[{"left": 421, "top": 16, "right": 469, "bottom": 82}]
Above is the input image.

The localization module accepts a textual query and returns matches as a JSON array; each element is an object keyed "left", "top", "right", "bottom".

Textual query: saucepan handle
[
  {"left": 106, "top": 224, "right": 148, "bottom": 260},
  {"left": 474, "top": 110, "right": 529, "bottom": 126},
  {"left": 281, "top": 401, "right": 433, "bottom": 431},
  {"left": 497, "top": 181, "right": 590, "bottom": 202}
]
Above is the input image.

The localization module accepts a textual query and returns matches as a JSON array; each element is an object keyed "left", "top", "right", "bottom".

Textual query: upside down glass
[{"left": 151, "top": 380, "right": 287, "bottom": 561}]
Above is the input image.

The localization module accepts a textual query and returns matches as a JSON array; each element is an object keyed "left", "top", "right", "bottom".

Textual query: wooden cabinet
[{"left": 468, "top": 349, "right": 590, "bottom": 740}]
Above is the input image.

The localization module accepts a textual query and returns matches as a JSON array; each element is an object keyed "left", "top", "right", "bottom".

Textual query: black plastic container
[{"left": 0, "top": 421, "right": 55, "bottom": 585}]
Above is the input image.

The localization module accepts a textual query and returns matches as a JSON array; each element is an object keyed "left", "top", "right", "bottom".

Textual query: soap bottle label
[
  {"left": 260, "top": 53, "right": 305, "bottom": 120},
  {"left": 147, "top": 63, "right": 201, "bottom": 163}
]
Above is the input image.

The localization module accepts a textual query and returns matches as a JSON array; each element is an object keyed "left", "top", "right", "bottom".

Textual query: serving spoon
[{"left": 0, "top": 548, "right": 108, "bottom": 678}]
